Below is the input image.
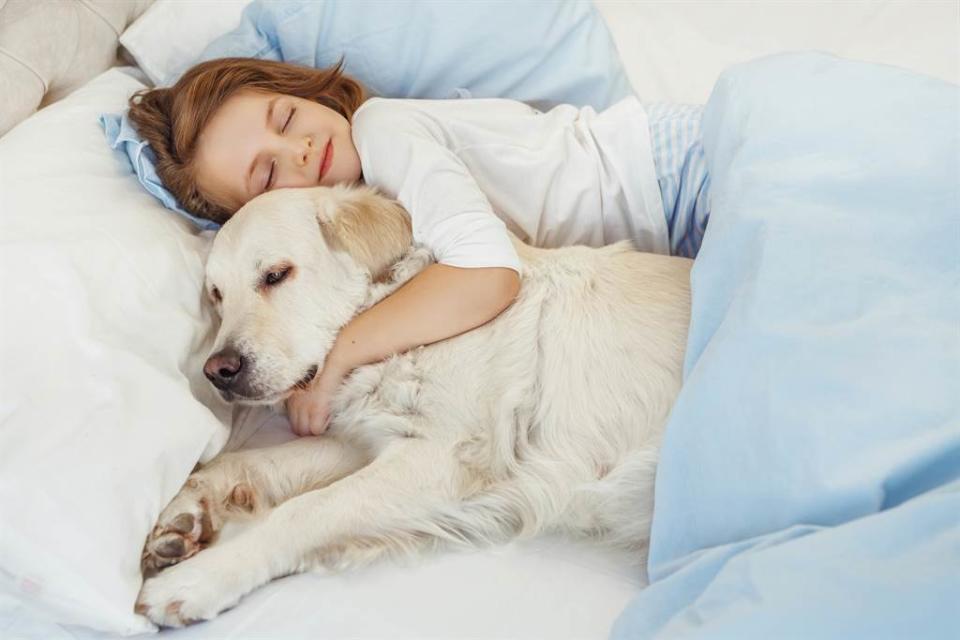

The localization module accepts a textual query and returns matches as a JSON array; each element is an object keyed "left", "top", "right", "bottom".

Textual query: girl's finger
[
  {"left": 292, "top": 406, "right": 307, "bottom": 436},
  {"left": 309, "top": 407, "right": 329, "bottom": 436}
]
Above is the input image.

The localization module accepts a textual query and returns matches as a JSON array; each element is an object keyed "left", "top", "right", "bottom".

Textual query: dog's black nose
[{"left": 204, "top": 347, "right": 244, "bottom": 391}]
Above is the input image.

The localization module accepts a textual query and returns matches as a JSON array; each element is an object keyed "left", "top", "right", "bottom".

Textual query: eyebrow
[{"left": 244, "top": 96, "right": 281, "bottom": 199}]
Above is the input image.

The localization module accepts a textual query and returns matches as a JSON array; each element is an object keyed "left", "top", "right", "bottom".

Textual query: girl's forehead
[{"left": 208, "top": 89, "right": 274, "bottom": 125}]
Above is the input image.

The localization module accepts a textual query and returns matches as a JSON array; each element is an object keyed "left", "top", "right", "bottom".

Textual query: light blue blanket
[{"left": 613, "top": 53, "right": 960, "bottom": 639}]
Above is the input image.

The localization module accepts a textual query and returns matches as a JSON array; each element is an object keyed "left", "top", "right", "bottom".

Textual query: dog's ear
[{"left": 313, "top": 185, "right": 413, "bottom": 279}]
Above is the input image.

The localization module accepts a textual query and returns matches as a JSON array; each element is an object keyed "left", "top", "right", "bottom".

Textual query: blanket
[{"left": 613, "top": 53, "right": 960, "bottom": 639}]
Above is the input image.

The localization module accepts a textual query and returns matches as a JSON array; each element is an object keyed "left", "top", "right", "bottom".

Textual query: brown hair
[{"left": 127, "top": 57, "right": 366, "bottom": 224}]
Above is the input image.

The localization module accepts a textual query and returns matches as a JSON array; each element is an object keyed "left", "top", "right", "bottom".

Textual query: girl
[{"left": 128, "top": 57, "right": 709, "bottom": 436}]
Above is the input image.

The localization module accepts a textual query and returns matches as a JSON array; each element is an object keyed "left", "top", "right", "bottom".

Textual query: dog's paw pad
[
  {"left": 169, "top": 512, "right": 196, "bottom": 534},
  {"left": 154, "top": 533, "right": 188, "bottom": 559},
  {"left": 142, "top": 496, "right": 213, "bottom": 576}
]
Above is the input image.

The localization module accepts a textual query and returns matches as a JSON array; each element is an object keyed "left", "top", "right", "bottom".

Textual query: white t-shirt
[{"left": 351, "top": 96, "right": 667, "bottom": 274}]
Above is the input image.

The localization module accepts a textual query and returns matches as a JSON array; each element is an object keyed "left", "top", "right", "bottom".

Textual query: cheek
[{"left": 336, "top": 139, "right": 362, "bottom": 183}]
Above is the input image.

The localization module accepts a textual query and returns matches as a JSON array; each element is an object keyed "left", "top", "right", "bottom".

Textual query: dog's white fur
[{"left": 135, "top": 185, "right": 691, "bottom": 627}]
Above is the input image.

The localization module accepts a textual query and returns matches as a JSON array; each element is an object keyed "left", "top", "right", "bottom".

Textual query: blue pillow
[
  {"left": 196, "top": 0, "right": 631, "bottom": 108},
  {"left": 100, "top": 113, "right": 221, "bottom": 231},
  {"left": 103, "top": 0, "right": 633, "bottom": 228}
]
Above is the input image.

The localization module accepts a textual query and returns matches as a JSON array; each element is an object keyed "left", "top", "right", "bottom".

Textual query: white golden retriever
[{"left": 135, "top": 185, "right": 691, "bottom": 627}]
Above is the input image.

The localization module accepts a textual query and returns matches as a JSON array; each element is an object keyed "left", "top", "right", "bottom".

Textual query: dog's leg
[
  {"left": 136, "top": 438, "right": 460, "bottom": 627},
  {"left": 141, "top": 436, "right": 368, "bottom": 577}
]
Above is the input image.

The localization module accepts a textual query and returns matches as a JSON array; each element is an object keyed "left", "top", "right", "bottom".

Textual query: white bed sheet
[{"left": 14, "top": 546, "right": 637, "bottom": 639}]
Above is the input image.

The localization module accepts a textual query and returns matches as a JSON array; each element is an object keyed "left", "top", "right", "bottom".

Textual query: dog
[{"left": 134, "top": 185, "right": 691, "bottom": 627}]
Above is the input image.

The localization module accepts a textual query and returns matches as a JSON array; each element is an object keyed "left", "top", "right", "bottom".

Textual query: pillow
[
  {"left": 122, "top": 0, "right": 633, "bottom": 107},
  {"left": 613, "top": 53, "right": 960, "bottom": 637},
  {"left": 101, "top": 111, "right": 221, "bottom": 231},
  {"left": 119, "top": 0, "right": 252, "bottom": 87},
  {"left": 0, "top": 68, "right": 231, "bottom": 634}
]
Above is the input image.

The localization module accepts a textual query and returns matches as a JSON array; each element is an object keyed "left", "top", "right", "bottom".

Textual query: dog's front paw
[
  {"left": 142, "top": 473, "right": 259, "bottom": 577},
  {"left": 141, "top": 487, "right": 214, "bottom": 577},
  {"left": 135, "top": 548, "right": 249, "bottom": 627}
]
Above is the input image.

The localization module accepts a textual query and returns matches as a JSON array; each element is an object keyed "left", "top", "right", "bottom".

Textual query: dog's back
[{"left": 335, "top": 239, "right": 691, "bottom": 551}]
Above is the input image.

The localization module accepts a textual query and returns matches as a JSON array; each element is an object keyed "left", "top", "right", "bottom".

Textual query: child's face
[{"left": 193, "top": 89, "right": 362, "bottom": 213}]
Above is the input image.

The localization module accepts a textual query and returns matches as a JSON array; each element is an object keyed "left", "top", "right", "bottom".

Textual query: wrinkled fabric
[
  {"left": 646, "top": 103, "right": 710, "bottom": 258},
  {"left": 99, "top": 112, "right": 221, "bottom": 231},
  {"left": 194, "top": 0, "right": 632, "bottom": 109},
  {"left": 613, "top": 53, "right": 960, "bottom": 639}
]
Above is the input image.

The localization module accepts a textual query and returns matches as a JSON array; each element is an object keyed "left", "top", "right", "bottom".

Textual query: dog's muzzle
[{"left": 203, "top": 343, "right": 320, "bottom": 403}]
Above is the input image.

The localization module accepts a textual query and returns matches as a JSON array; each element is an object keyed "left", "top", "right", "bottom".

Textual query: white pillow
[
  {"left": 0, "top": 68, "right": 230, "bottom": 634},
  {"left": 120, "top": 0, "right": 252, "bottom": 86}
]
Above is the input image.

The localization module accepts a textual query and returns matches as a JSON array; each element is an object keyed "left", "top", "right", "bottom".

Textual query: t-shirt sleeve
[{"left": 351, "top": 99, "right": 521, "bottom": 274}]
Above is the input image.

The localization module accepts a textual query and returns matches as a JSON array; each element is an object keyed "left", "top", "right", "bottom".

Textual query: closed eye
[
  {"left": 264, "top": 159, "right": 276, "bottom": 192},
  {"left": 281, "top": 107, "right": 295, "bottom": 133},
  {"left": 263, "top": 265, "right": 292, "bottom": 288},
  {"left": 261, "top": 109, "right": 295, "bottom": 193}
]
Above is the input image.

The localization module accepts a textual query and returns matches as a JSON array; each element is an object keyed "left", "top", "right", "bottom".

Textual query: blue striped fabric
[{"left": 646, "top": 103, "right": 711, "bottom": 258}]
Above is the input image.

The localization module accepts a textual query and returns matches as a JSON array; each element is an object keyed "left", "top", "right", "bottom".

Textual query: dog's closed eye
[{"left": 262, "top": 265, "right": 293, "bottom": 288}]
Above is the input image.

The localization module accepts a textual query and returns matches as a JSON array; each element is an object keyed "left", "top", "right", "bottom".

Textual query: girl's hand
[{"left": 286, "top": 364, "right": 346, "bottom": 436}]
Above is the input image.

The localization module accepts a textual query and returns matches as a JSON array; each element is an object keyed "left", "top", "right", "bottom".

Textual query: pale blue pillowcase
[
  {"left": 103, "top": 0, "right": 633, "bottom": 229},
  {"left": 100, "top": 113, "right": 221, "bottom": 231}
]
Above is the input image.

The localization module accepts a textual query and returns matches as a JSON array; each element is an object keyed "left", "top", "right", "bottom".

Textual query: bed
[{"left": 1, "top": 2, "right": 957, "bottom": 639}]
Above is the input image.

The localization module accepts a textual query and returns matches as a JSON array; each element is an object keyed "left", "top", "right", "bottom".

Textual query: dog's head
[{"left": 202, "top": 185, "right": 411, "bottom": 404}]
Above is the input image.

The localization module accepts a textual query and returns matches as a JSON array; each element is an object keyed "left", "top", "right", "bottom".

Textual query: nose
[
  {"left": 204, "top": 347, "right": 244, "bottom": 391},
  {"left": 296, "top": 136, "right": 313, "bottom": 167}
]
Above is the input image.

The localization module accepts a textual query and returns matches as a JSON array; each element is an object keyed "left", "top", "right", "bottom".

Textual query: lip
[{"left": 318, "top": 139, "right": 333, "bottom": 182}]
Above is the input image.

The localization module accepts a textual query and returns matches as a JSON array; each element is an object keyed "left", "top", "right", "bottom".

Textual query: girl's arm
[
  {"left": 287, "top": 263, "right": 519, "bottom": 435},
  {"left": 329, "top": 263, "right": 519, "bottom": 377}
]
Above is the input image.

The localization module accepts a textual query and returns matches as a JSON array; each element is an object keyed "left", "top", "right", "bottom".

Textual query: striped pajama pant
[{"left": 645, "top": 103, "right": 710, "bottom": 259}]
